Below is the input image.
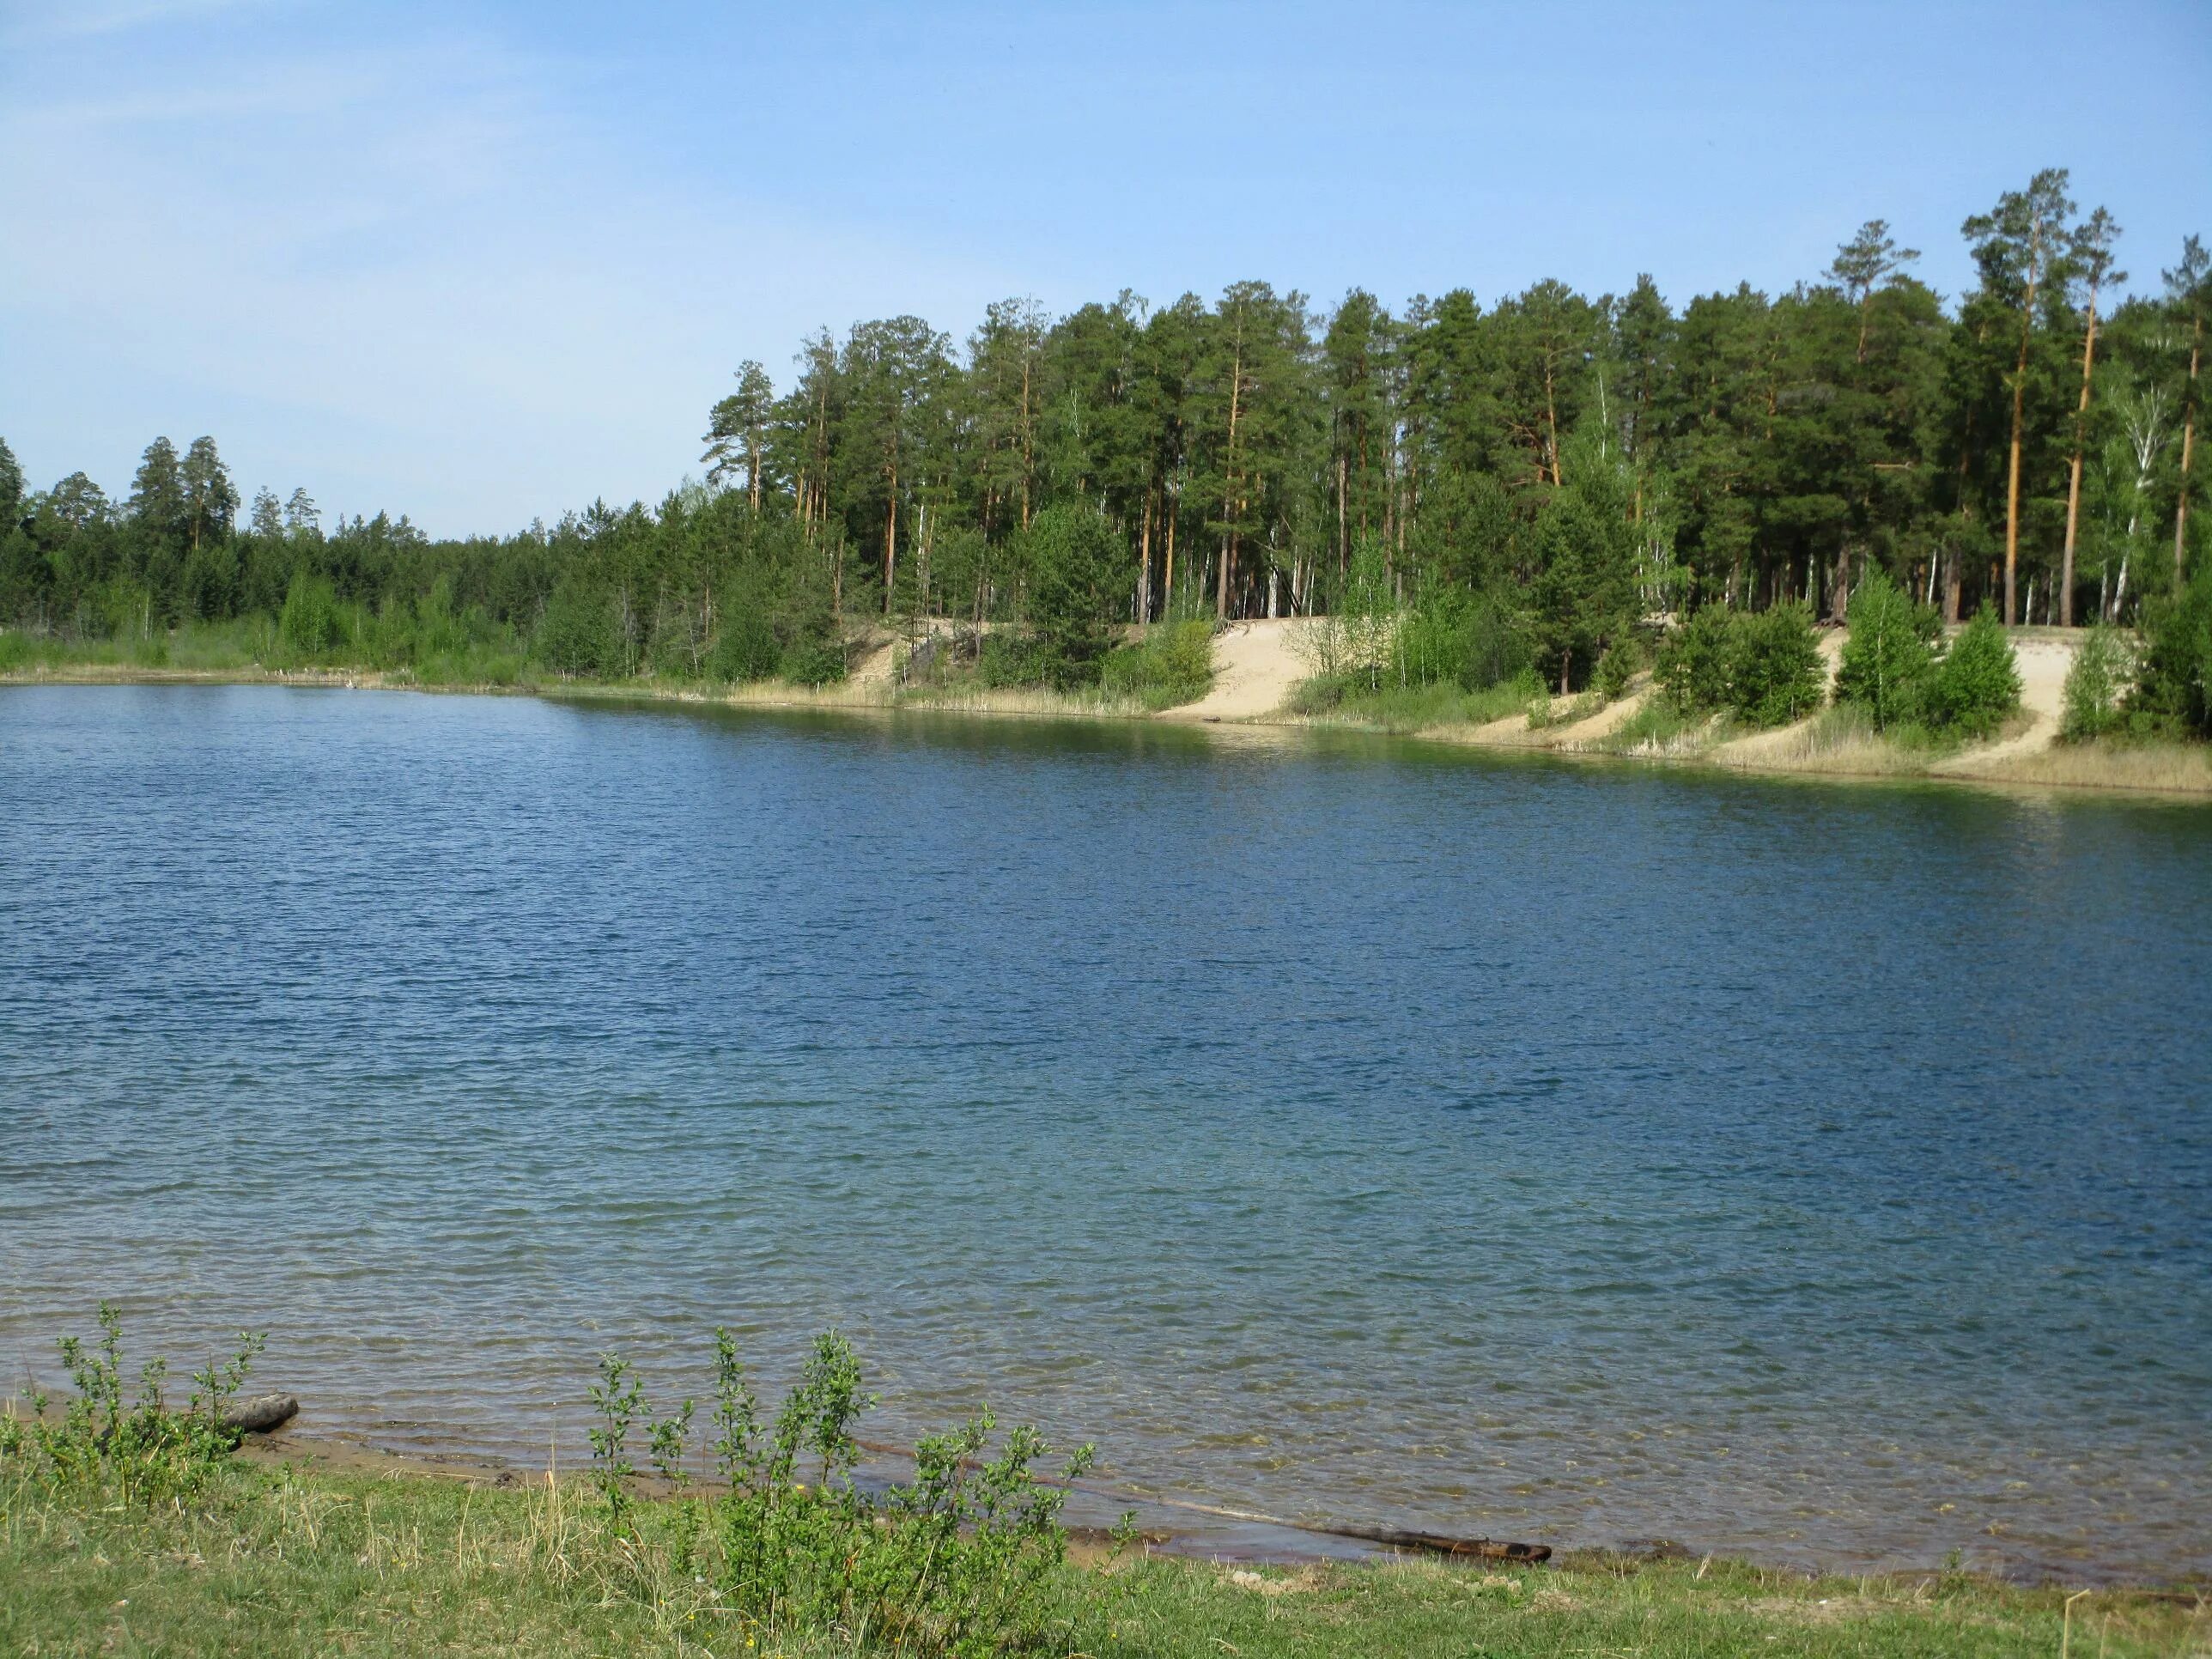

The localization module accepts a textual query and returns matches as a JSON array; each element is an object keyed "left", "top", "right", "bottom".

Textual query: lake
[{"left": 2, "top": 684, "right": 2206, "bottom": 1581}]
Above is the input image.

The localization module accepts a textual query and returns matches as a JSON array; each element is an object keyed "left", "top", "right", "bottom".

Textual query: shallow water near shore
[{"left": 3, "top": 684, "right": 2208, "bottom": 1581}]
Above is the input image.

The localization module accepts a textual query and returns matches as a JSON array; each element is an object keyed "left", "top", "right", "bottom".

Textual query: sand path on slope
[{"left": 1160, "top": 617, "right": 1314, "bottom": 721}]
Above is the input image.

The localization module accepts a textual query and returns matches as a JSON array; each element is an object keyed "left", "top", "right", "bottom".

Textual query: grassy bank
[
  {"left": 0, "top": 623, "right": 1182, "bottom": 724},
  {"left": 9, "top": 620, "right": 2212, "bottom": 799},
  {"left": 10, "top": 1313, "right": 2203, "bottom": 1656},
  {"left": 7, "top": 1455, "right": 2200, "bottom": 1658},
  {"left": 1285, "top": 670, "right": 1547, "bottom": 735},
  {"left": 1279, "top": 673, "right": 2212, "bottom": 798}
]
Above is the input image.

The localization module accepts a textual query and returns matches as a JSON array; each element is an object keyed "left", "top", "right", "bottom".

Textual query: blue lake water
[{"left": 2, "top": 684, "right": 2207, "bottom": 1580}]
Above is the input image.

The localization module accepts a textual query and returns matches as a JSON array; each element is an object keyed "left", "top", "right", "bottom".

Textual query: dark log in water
[
  {"left": 222, "top": 1394, "right": 300, "bottom": 1434},
  {"left": 1320, "top": 1524, "right": 1550, "bottom": 1562}
]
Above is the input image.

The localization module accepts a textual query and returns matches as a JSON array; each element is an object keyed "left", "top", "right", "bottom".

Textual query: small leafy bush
[
  {"left": 2128, "top": 568, "right": 2212, "bottom": 737},
  {"left": 534, "top": 575, "right": 623, "bottom": 678},
  {"left": 709, "top": 605, "right": 782, "bottom": 682},
  {"left": 2062, "top": 624, "right": 2135, "bottom": 740},
  {"left": 1025, "top": 507, "right": 1121, "bottom": 688},
  {"left": 1928, "top": 608, "right": 2022, "bottom": 738},
  {"left": 1592, "top": 633, "right": 1643, "bottom": 702},
  {"left": 1653, "top": 602, "right": 1825, "bottom": 727},
  {"left": 277, "top": 573, "right": 348, "bottom": 661},
  {"left": 978, "top": 630, "right": 1047, "bottom": 688},
  {"left": 779, "top": 637, "right": 848, "bottom": 687},
  {"left": 588, "top": 1330, "right": 1092, "bottom": 1657},
  {"left": 1392, "top": 588, "right": 1533, "bottom": 692},
  {"left": 1653, "top": 607, "right": 1735, "bottom": 713},
  {"left": 1729, "top": 603, "right": 1826, "bottom": 726},
  {"left": 0, "top": 1304, "right": 265, "bottom": 1505},
  {"left": 1835, "top": 568, "right": 1940, "bottom": 731},
  {"left": 1101, "top": 617, "right": 1214, "bottom": 708}
]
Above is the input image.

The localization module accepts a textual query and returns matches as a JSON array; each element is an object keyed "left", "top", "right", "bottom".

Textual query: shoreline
[
  {"left": 221, "top": 1421, "right": 2203, "bottom": 1595},
  {"left": 7, "top": 653, "right": 2211, "bottom": 801},
  {"left": 15, "top": 1450, "right": 2203, "bottom": 1659}
]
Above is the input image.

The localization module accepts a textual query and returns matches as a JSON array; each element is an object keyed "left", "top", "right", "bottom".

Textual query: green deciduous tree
[
  {"left": 1929, "top": 606, "right": 2022, "bottom": 735},
  {"left": 1837, "top": 567, "right": 1940, "bottom": 729}
]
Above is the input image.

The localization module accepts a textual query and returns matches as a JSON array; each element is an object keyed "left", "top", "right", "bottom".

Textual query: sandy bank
[
  {"left": 1157, "top": 617, "right": 1314, "bottom": 722},
  {"left": 9, "top": 621, "right": 2209, "bottom": 797}
]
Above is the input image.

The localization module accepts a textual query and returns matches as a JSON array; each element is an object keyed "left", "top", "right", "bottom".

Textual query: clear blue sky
[{"left": 3, "top": 0, "right": 2207, "bottom": 536}]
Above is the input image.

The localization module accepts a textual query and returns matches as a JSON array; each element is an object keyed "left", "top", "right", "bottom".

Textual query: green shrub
[
  {"left": 1100, "top": 617, "right": 1214, "bottom": 708},
  {"left": 0, "top": 1304, "right": 264, "bottom": 1506},
  {"left": 1835, "top": 568, "right": 1939, "bottom": 730},
  {"left": 709, "top": 605, "right": 782, "bottom": 682},
  {"left": 1026, "top": 507, "right": 1121, "bottom": 688},
  {"left": 1729, "top": 602, "right": 1826, "bottom": 727},
  {"left": 535, "top": 575, "right": 623, "bottom": 678},
  {"left": 1653, "top": 603, "right": 1824, "bottom": 728},
  {"left": 779, "top": 637, "right": 848, "bottom": 687},
  {"left": 1592, "top": 632, "right": 1643, "bottom": 702},
  {"left": 277, "top": 573, "right": 347, "bottom": 660},
  {"left": 978, "top": 630, "right": 1046, "bottom": 688},
  {"left": 2129, "top": 568, "right": 2212, "bottom": 737},
  {"left": 2062, "top": 623, "right": 2135, "bottom": 741},
  {"left": 1652, "top": 607, "right": 1735, "bottom": 712},
  {"left": 589, "top": 1330, "right": 1092, "bottom": 1658},
  {"left": 0, "top": 630, "right": 32, "bottom": 672},
  {"left": 1392, "top": 588, "right": 1533, "bottom": 691},
  {"left": 1929, "top": 607, "right": 2022, "bottom": 738}
]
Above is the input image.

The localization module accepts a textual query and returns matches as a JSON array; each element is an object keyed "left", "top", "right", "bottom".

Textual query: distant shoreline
[{"left": 5, "top": 651, "right": 2210, "bottom": 799}]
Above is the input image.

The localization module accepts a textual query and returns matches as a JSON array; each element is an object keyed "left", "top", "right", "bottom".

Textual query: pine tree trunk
[
  {"left": 2002, "top": 234, "right": 2042, "bottom": 626},
  {"left": 2004, "top": 355, "right": 2027, "bottom": 625},
  {"left": 1948, "top": 394, "right": 1977, "bottom": 625},
  {"left": 2178, "top": 317, "right": 2202, "bottom": 596},
  {"left": 1164, "top": 483, "right": 1177, "bottom": 611},
  {"left": 2060, "top": 276, "right": 2102, "bottom": 627},
  {"left": 1218, "top": 346, "right": 1243, "bottom": 621},
  {"left": 883, "top": 468, "right": 898, "bottom": 617},
  {"left": 1137, "top": 489, "right": 1153, "bottom": 628},
  {"left": 1544, "top": 358, "right": 1562, "bottom": 487},
  {"left": 1337, "top": 449, "right": 1348, "bottom": 574},
  {"left": 1020, "top": 357, "right": 1035, "bottom": 532}
]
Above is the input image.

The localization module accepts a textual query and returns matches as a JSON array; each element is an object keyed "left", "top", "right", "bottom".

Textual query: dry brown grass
[
  {"left": 1709, "top": 707, "right": 1936, "bottom": 777},
  {"left": 1968, "top": 739, "right": 2212, "bottom": 795}
]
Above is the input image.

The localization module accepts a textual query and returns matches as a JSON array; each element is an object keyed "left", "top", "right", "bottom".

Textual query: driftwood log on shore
[
  {"left": 1319, "top": 1523, "right": 1550, "bottom": 1562},
  {"left": 221, "top": 1394, "right": 300, "bottom": 1434},
  {"left": 854, "top": 1436, "right": 1550, "bottom": 1563}
]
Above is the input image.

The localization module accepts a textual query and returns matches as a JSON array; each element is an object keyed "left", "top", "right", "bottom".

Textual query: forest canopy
[{"left": 3, "top": 172, "right": 2205, "bottom": 700}]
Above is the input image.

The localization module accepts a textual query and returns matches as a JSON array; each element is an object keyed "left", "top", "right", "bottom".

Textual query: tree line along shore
[{"left": 3, "top": 169, "right": 2207, "bottom": 781}]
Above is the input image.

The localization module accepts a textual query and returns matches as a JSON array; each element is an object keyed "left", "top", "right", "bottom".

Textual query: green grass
[
  {"left": 0, "top": 617, "right": 270, "bottom": 674},
  {"left": 2, "top": 1458, "right": 2197, "bottom": 1657},
  {"left": 1288, "top": 671, "right": 1546, "bottom": 734},
  {"left": 1589, "top": 694, "right": 1724, "bottom": 755},
  {"left": 0, "top": 619, "right": 536, "bottom": 687}
]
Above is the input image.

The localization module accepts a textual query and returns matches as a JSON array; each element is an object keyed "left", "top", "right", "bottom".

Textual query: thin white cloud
[
  {"left": 0, "top": 18, "right": 1031, "bottom": 533},
  {"left": 0, "top": 0, "right": 288, "bottom": 46}
]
